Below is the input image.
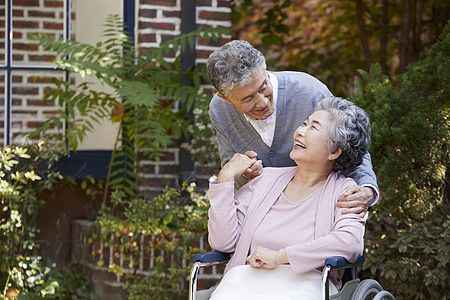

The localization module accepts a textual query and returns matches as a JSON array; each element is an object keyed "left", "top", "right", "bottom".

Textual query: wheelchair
[{"left": 189, "top": 251, "right": 395, "bottom": 300}]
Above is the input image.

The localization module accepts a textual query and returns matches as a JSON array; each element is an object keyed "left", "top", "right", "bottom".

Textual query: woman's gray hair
[
  {"left": 207, "top": 40, "right": 266, "bottom": 97},
  {"left": 315, "top": 97, "right": 372, "bottom": 173}
]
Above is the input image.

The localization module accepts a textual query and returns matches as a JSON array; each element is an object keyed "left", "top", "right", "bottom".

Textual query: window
[{"left": 1, "top": 0, "right": 135, "bottom": 178}]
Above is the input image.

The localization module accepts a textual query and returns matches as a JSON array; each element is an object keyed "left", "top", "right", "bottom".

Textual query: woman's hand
[
  {"left": 217, "top": 152, "right": 260, "bottom": 183},
  {"left": 248, "top": 246, "right": 288, "bottom": 269}
]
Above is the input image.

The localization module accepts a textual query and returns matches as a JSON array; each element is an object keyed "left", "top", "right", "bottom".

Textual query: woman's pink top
[
  {"left": 208, "top": 167, "right": 366, "bottom": 289},
  {"left": 251, "top": 191, "right": 318, "bottom": 256}
]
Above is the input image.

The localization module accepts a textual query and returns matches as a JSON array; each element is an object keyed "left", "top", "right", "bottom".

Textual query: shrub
[
  {"left": 0, "top": 141, "right": 96, "bottom": 299},
  {"left": 92, "top": 182, "right": 210, "bottom": 299},
  {"left": 351, "top": 21, "right": 449, "bottom": 300}
]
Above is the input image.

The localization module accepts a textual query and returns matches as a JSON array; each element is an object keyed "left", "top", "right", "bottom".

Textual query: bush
[
  {"left": 0, "top": 141, "right": 96, "bottom": 299},
  {"left": 351, "top": 21, "right": 449, "bottom": 300},
  {"left": 92, "top": 182, "right": 210, "bottom": 299}
]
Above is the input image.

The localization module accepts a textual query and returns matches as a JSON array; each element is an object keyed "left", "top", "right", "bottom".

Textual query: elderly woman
[{"left": 207, "top": 97, "right": 371, "bottom": 299}]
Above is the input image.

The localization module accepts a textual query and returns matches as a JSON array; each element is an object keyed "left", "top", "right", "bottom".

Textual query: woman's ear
[
  {"left": 217, "top": 92, "right": 233, "bottom": 104},
  {"left": 328, "top": 147, "right": 342, "bottom": 161}
]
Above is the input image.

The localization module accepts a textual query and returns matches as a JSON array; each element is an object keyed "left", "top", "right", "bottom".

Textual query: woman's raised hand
[{"left": 217, "top": 152, "right": 260, "bottom": 183}]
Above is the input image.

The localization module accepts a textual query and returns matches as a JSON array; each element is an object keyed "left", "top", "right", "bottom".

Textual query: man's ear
[
  {"left": 328, "top": 147, "right": 342, "bottom": 161},
  {"left": 217, "top": 92, "right": 233, "bottom": 104}
]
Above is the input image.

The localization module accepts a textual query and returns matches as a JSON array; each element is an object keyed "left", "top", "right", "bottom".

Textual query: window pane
[
  {"left": 11, "top": 70, "right": 65, "bottom": 145},
  {"left": 12, "top": 0, "right": 66, "bottom": 66},
  {"left": 75, "top": 0, "right": 121, "bottom": 150}
]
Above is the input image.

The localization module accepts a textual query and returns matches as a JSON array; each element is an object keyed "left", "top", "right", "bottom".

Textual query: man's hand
[
  {"left": 217, "top": 153, "right": 257, "bottom": 183},
  {"left": 242, "top": 151, "right": 263, "bottom": 180},
  {"left": 337, "top": 186, "right": 375, "bottom": 217},
  {"left": 248, "top": 246, "right": 288, "bottom": 270}
]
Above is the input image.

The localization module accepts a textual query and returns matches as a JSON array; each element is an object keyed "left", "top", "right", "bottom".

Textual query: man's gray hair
[
  {"left": 315, "top": 97, "right": 372, "bottom": 173},
  {"left": 207, "top": 40, "right": 266, "bottom": 97}
]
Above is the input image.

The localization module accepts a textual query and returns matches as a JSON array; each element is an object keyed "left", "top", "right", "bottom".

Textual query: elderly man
[{"left": 207, "top": 40, "right": 379, "bottom": 215}]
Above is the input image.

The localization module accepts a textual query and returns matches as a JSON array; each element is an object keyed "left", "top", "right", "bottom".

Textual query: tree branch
[{"left": 356, "top": 0, "right": 373, "bottom": 69}]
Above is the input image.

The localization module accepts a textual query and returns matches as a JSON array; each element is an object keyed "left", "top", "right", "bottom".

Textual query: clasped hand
[
  {"left": 248, "top": 246, "right": 288, "bottom": 269},
  {"left": 217, "top": 151, "right": 263, "bottom": 183}
]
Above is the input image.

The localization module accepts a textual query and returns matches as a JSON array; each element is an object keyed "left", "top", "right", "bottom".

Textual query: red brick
[
  {"left": 138, "top": 177, "right": 176, "bottom": 188},
  {"left": 28, "top": 10, "right": 55, "bottom": 18},
  {"left": 139, "top": 33, "right": 156, "bottom": 43},
  {"left": 44, "top": 0, "right": 64, "bottom": 8},
  {"left": 11, "top": 99, "right": 22, "bottom": 106},
  {"left": 27, "top": 76, "right": 54, "bottom": 84},
  {"left": 141, "top": 0, "right": 176, "bottom": 6},
  {"left": 13, "top": 9, "right": 25, "bottom": 17},
  {"left": 196, "top": 49, "right": 214, "bottom": 59},
  {"left": 12, "top": 43, "right": 38, "bottom": 51},
  {"left": 12, "top": 87, "right": 39, "bottom": 95},
  {"left": 26, "top": 121, "right": 47, "bottom": 128},
  {"left": 198, "top": 10, "right": 230, "bottom": 21},
  {"left": 44, "top": 21, "right": 63, "bottom": 30},
  {"left": 29, "top": 54, "right": 56, "bottom": 62},
  {"left": 196, "top": 165, "right": 219, "bottom": 176},
  {"left": 42, "top": 110, "right": 61, "bottom": 115},
  {"left": 27, "top": 99, "right": 55, "bottom": 107},
  {"left": 140, "top": 9, "right": 157, "bottom": 18},
  {"left": 197, "top": 0, "right": 212, "bottom": 6},
  {"left": 218, "top": 0, "right": 231, "bottom": 8},
  {"left": 12, "top": 110, "right": 38, "bottom": 115},
  {"left": 141, "top": 164, "right": 156, "bottom": 174},
  {"left": 160, "top": 34, "right": 177, "bottom": 43},
  {"left": 163, "top": 10, "right": 181, "bottom": 18},
  {"left": 140, "top": 21, "right": 175, "bottom": 31},
  {"left": 198, "top": 37, "right": 229, "bottom": 47},
  {"left": 12, "top": 54, "right": 24, "bottom": 61},
  {"left": 12, "top": 76, "right": 23, "bottom": 83},
  {"left": 159, "top": 164, "right": 179, "bottom": 175},
  {"left": 13, "top": 20, "right": 39, "bottom": 29},
  {"left": 14, "top": 0, "right": 39, "bottom": 7},
  {"left": 13, "top": 32, "right": 23, "bottom": 39}
]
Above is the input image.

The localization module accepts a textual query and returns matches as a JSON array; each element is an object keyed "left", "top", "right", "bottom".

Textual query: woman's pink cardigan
[{"left": 208, "top": 167, "right": 366, "bottom": 289}]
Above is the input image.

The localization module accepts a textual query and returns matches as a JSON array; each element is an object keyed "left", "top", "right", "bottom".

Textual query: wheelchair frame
[{"left": 189, "top": 251, "right": 369, "bottom": 300}]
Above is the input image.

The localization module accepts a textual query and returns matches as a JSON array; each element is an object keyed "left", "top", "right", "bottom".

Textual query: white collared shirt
[{"left": 244, "top": 72, "right": 278, "bottom": 147}]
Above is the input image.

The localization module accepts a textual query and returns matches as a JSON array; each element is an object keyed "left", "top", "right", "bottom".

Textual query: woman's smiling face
[{"left": 290, "top": 110, "right": 333, "bottom": 164}]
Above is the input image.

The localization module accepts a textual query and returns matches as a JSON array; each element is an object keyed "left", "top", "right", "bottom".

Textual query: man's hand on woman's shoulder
[{"left": 337, "top": 186, "right": 375, "bottom": 217}]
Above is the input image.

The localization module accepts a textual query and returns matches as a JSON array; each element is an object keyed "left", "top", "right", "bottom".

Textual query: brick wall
[
  {"left": 0, "top": 0, "right": 75, "bottom": 145},
  {"left": 137, "top": 0, "right": 231, "bottom": 193},
  {"left": 2, "top": 0, "right": 230, "bottom": 185},
  {"left": 71, "top": 219, "right": 223, "bottom": 300}
]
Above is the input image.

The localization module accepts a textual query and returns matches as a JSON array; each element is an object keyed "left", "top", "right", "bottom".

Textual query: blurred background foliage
[
  {"left": 232, "top": 0, "right": 449, "bottom": 95},
  {"left": 231, "top": 1, "right": 448, "bottom": 299}
]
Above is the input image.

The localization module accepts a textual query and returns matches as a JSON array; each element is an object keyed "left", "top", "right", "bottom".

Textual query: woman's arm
[
  {"left": 248, "top": 208, "right": 365, "bottom": 273},
  {"left": 248, "top": 179, "right": 365, "bottom": 274},
  {"left": 207, "top": 153, "right": 258, "bottom": 252},
  {"left": 285, "top": 207, "right": 365, "bottom": 274}
]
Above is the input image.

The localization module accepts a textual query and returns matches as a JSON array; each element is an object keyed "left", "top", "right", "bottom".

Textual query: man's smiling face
[{"left": 222, "top": 69, "right": 274, "bottom": 120}]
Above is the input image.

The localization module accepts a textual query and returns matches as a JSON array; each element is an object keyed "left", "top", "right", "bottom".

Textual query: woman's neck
[{"left": 283, "top": 165, "right": 333, "bottom": 203}]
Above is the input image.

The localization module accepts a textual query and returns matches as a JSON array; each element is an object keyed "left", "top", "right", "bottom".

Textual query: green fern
[{"left": 28, "top": 14, "right": 229, "bottom": 200}]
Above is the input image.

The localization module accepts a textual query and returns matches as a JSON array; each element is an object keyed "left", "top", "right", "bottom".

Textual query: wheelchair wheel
[{"left": 350, "top": 279, "right": 393, "bottom": 300}]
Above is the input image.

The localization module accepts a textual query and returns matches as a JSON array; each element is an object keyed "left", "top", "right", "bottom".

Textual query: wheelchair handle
[{"left": 191, "top": 251, "right": 232, "bottom": 263}]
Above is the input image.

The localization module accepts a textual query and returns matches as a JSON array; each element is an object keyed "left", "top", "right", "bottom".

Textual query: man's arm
[
  {"left": 209, "top": 107, "right": 263, "bottom": 189},
  {"left": 338, "top": 152, "right": 380, "bottom": 216}
]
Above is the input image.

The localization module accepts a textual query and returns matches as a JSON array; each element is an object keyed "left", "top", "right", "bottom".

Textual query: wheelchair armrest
[
  {"left": 191, "top": 251, "right": 232, "bottom": 263},
  {"left": 324, "top": 254, "right": 365, "bottom": 269}
]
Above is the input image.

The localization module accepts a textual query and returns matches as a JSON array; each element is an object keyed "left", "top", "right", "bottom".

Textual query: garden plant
[{"left": 25, "top": 14, "right": 226, "bottom": 299}]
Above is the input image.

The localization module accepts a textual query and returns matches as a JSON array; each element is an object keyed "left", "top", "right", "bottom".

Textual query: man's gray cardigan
[{"left": 209, "top": 71, "right": 379, "bottom": 192}]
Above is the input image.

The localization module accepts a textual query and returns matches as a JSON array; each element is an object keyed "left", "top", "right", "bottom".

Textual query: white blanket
[{"left": 210, "top": 265, "right": 338, "bottom": 300}]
